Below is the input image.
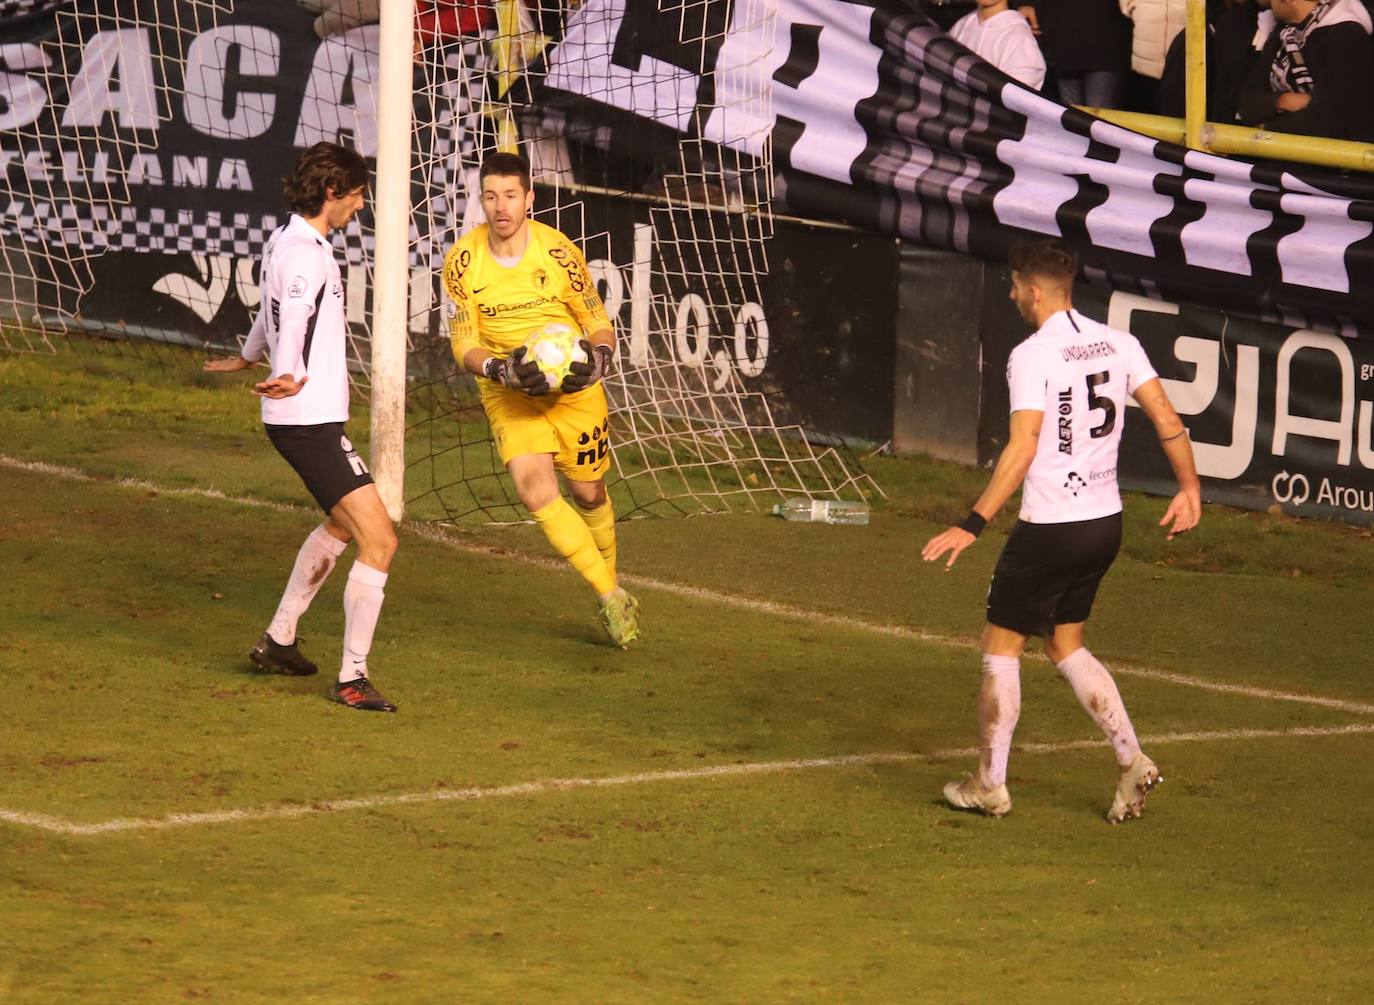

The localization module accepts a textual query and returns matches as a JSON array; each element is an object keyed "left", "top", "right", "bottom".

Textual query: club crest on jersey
[
  {"left": 533, "top": 269, "right": 548, "bottom": 290},
  {"left": 1057, "top": 387, "right": 1073, "bottom": 455},
  {"left": 1064, "top": 471, "right": 1086, "bottom": 496},
  {"left": 287, "top": 275, "right": 307, "bottom": 298}
]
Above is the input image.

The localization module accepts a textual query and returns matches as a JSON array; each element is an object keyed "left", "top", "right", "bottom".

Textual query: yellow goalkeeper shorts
[{"left": 479, "top": 381, "right": 612, "bottom": 482}]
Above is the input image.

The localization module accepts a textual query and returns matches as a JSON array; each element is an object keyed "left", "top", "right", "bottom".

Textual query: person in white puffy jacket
[
  {"left": 1120, "top": 0, "right": 1188, "bottom": 77},
  {"left": 950, "top": 0, "right": 1048, "bottom": 89}
]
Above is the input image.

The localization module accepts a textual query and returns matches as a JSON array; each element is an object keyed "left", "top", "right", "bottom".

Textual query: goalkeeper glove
[
  {"left": 484, "top": 346, "right": 550, "bottom": 396},
  {"left": 561, "top": 341, "right": 613, "bottom": 393}
]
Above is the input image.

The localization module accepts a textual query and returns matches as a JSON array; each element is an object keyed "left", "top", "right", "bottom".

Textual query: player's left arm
[
  {"left": 922, "top": 408, "right": 1042, "bottom": 569},
  {"left": 1132, "top": 376, "right": 1201, "bottom": 539},
  {"left": 203, "top": 301, "right": 268, "bottom": 374},
  {"left": 556, "top": 239, "right": 616, "bottom": 393}
]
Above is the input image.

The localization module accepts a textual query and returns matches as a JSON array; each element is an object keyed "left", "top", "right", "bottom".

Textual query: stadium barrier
[{"left": 898, "top": 248, "right": 1374, "bottom": 527}]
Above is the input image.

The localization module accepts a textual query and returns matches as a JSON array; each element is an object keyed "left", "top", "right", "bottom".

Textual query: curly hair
[
  {"left": 1008, "top": 240, "right": 1077, "bottom": 287},
  {"left": 282, "top": 142, "right": 369, "bottom": 217}
]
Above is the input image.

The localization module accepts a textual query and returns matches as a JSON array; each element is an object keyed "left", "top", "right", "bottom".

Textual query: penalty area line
[
  {"left": 7, "top": 454, "right": 1374, "bottom": 719},
  {"left": 3, "top": 723, "right": 1373, "bottom": 837}
]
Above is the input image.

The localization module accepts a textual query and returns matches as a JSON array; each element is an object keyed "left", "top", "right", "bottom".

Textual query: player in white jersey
[
  {"left": 203, "top": 142, "right": 400, "bottom": 713},
  {"left": 922, "top": 240, "right": 1200, "bottom": 822}
]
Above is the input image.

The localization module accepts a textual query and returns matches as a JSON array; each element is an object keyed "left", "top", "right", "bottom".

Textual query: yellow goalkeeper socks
[
  {"left": 576, "top": 498, "right": 618, "bottom": 583},
  {"left": 531, "top": 498, "right": 616, "bottom": 597}
]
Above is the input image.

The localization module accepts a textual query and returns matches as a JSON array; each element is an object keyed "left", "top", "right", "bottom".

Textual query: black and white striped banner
[{"left": 548, "top": 0, "right": 1374, "bottom": 335}]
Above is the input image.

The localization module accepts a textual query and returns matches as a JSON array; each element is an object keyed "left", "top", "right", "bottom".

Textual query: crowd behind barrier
[{"left": 929, "top": 0, "right": 1374, "bottom": 145}]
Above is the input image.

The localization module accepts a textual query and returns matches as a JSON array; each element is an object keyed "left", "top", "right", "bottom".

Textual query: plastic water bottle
[{"left": 772, "top": 499, "right": 870, "bottom": 526}]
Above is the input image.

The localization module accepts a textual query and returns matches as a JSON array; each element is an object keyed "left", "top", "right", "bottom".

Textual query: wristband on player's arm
[
  {"left": 482, "top": 356, "right": 507, "bottom": 383},
  {"left": 958, "top": 511, "right": 987, "bottom": 537}
]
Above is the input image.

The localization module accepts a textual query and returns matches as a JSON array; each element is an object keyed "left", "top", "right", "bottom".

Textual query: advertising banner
[
  {"left": 977, "top": 278, "right": 1374, "bottom": 525},
  {"left": 549, "top": 0, "right": 1374, "bottom": 336}
]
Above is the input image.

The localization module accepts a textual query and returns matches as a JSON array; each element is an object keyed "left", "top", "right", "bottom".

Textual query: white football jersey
[
  {"left": 1007, "top": 309, "right": 1158, "bottom": 524},
  {"left": 241, "top": 214, "right": 350, "bottom": 426}
]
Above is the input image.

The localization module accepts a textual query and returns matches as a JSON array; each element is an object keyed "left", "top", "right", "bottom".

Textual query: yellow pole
[
  {"left": 1079, "top": 107, "right": 1188, "bottom": 144},
  {"left": 1209, "top": 123, "right": 1374, "bottom": 172},
  {"left": 1184, "top": 0, "right": 1208, "bottom": 151},
  {"left": 1079, "top": 107, "right": 1374, "bottom": 172}
]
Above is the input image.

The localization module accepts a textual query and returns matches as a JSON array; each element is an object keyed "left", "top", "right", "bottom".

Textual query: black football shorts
[
  {"left": 985, "top": 513, "right": 1123, "bottom": 637},
  {"left": 265, "top": 421, "right": 373, "bottom": 513}
]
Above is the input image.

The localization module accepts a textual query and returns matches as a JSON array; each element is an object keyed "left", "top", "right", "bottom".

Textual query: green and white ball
[{"left": 521, "top": 322, "right": 587, "bottom": 388}]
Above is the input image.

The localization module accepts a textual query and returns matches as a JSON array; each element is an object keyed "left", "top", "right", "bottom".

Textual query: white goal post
[
  {"left": 0, "top": 0, "right": 879, "bottom": 525},
  {"left": 369, "top": 0, "right": 415, "bottom": 522}
]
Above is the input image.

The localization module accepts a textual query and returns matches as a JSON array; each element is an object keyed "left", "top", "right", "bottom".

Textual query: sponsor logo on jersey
[
  {"left": 549, "top": 245, "right": 587, "bottom": 293},
  {"left": 1089, "top": 467, "right": 1116, "bottom": 482},
  {"left": 479, "top": 295, "right": 560, "bottom": 317},
  {"left": 287, "top": 275, "right": 307, "bottom": 298},
  {"left": 576, "top": 422, "right": 609, "bottom": 466},
  {"left": 443, "top": 251, "right": 469, "bottom": 301},
  {"left": 1064, "top": 471, "right": 1086, "bottom": 496},
  {"left": 331, "top": 281, "right": 342, "bottom": 297},
  {"left": 1060, "top": 341, "right": 1117, "bottom": 362},
  {"left": 1057, "top": 387, "right": 1073, "bottom": 455}
]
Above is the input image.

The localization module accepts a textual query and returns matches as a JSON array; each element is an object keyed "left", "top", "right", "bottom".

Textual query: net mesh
[
  {"left": 0, "top": 0, "right": 880, "bottom": 522},
  {"left": 0, "top": 0, "right": 231, "bottom": 355}
]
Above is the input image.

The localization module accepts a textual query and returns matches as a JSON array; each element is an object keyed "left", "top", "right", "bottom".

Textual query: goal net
[
  {"left": 0, "top": 0, "right": 879, "bottom": 522},
  {"left": 0, "top": 0, "right": 231, "bottom": 356}
]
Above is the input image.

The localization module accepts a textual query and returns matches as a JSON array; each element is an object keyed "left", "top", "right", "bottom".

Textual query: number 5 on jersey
[{"left": 1086, "top": 370, "right": 1116, "bottom": 439}]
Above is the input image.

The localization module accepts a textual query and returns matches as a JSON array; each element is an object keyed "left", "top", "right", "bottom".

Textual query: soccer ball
[{"left": 521, "top": 322, "right": 588, "bottom": 388}]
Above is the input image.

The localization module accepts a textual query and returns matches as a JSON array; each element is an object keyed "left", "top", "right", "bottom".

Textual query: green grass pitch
[{"left": 2, "top": 348, "right": 1372, "bottom": 1003}]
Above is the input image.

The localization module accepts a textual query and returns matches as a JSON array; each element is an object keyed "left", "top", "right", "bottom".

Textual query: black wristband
[
  {"left": 958, "top": 511, "right": 987, "bottom": 537},
  {"left": 482, "top": 357, "right": 505, "bottom": 383}
]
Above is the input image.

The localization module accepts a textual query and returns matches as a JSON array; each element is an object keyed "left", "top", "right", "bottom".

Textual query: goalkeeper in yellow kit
[{"left": 441, "top": 152, "right": 639, "bottom": 647}]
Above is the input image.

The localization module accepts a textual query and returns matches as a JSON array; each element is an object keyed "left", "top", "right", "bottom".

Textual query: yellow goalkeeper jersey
[{"left": 441, "top": 219, "right": 611, "bottom": 364}]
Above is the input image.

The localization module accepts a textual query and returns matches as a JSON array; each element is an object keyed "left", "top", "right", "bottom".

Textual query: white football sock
[
  {"left": 340, "top": 561, "right": 388, "bottom": 683},
  {"left": 1056, "top": 647, "right": 1141, "bottom": 768},
  {"left": 267, "top": 525, "right": 347, "bottom": 645},
  {"left": 977, "top": 654, "right": 1022, "bottom": 788}
]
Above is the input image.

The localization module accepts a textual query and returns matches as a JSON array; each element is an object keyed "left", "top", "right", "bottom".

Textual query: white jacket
[
  {"left": 949, "top": 9, "right": 1047, "bottom": 90},
  {"left": 1120, "top": 0, "right": 1186, "bottom": 78}
]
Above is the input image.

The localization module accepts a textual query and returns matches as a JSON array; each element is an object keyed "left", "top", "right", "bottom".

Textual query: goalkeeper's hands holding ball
[
  {"left": 484, "top": 346, "right": 550, "bottom": 396},
  {"left": 561, "top": 340, "right": 614, "bottom": 393}
]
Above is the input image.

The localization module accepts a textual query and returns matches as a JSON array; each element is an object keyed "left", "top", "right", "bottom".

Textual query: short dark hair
[
  {"left": 283, "top": 142, "right": 369, "bottom": 217},
  {"left": 479, "top": 151, "right": 531, "bottom": 192},
  {"left": 1008, "top": 240, "right": 1076, "bottom": 288}
]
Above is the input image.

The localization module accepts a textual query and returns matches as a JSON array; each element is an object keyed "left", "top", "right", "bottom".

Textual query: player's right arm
[
  {"left": 923, "top": 343, "right": 1045, "bottom": 569},
  {"left": 441, "top": 242, "right": 485, "bottom": 374},
  {"left": 921, "top": 409, "right": 1042, "bottom": 569},
  {"left": 441, "top": 242, "right": 548, "bottom": 395},
  {"left": 1132, "top": 377, "right": 1201, "bottom": 539},
  {"left": 251, "top": 242, "right": 325, "bottom": 398}
]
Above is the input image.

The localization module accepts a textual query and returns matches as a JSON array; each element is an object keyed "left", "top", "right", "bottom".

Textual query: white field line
[
  {"left": 7, "top": 453, "right": 1374, "bottom": 720},
  {"left": 3, "top": 723, "right": 1372, "bottom": 837}
]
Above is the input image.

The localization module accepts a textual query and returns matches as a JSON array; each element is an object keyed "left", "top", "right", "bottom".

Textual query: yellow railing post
[
  {"left": 1080, "top": 108, "right": 1374, "bottom": 172},
  {"left": 1185, "top": 0, "right": 1208, "bottom": 152}
]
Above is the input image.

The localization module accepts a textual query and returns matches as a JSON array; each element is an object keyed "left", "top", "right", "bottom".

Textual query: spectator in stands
[
  {"left": 1119, "top": 0, "right": 1187, "bottom": 109},
  {"left": 950, "top": 0, "right": 1048, "bottom": 89},
  {"left": 1017, "top": 0, "right": 1132, "bottom": 108},
  {"left": 1235, "top": 0, "right": 1374, "bottom": 141},
  {"left": 1158, "top": 0, "right": 1274, "bottom": 122},
  {"left": 299, "top": 0, "right": 495, "bottom": 44}
]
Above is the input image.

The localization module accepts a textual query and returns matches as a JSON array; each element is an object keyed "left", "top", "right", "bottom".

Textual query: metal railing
[{"left": 1082, "top": 0, "right": 1374, "bottom": 173}]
